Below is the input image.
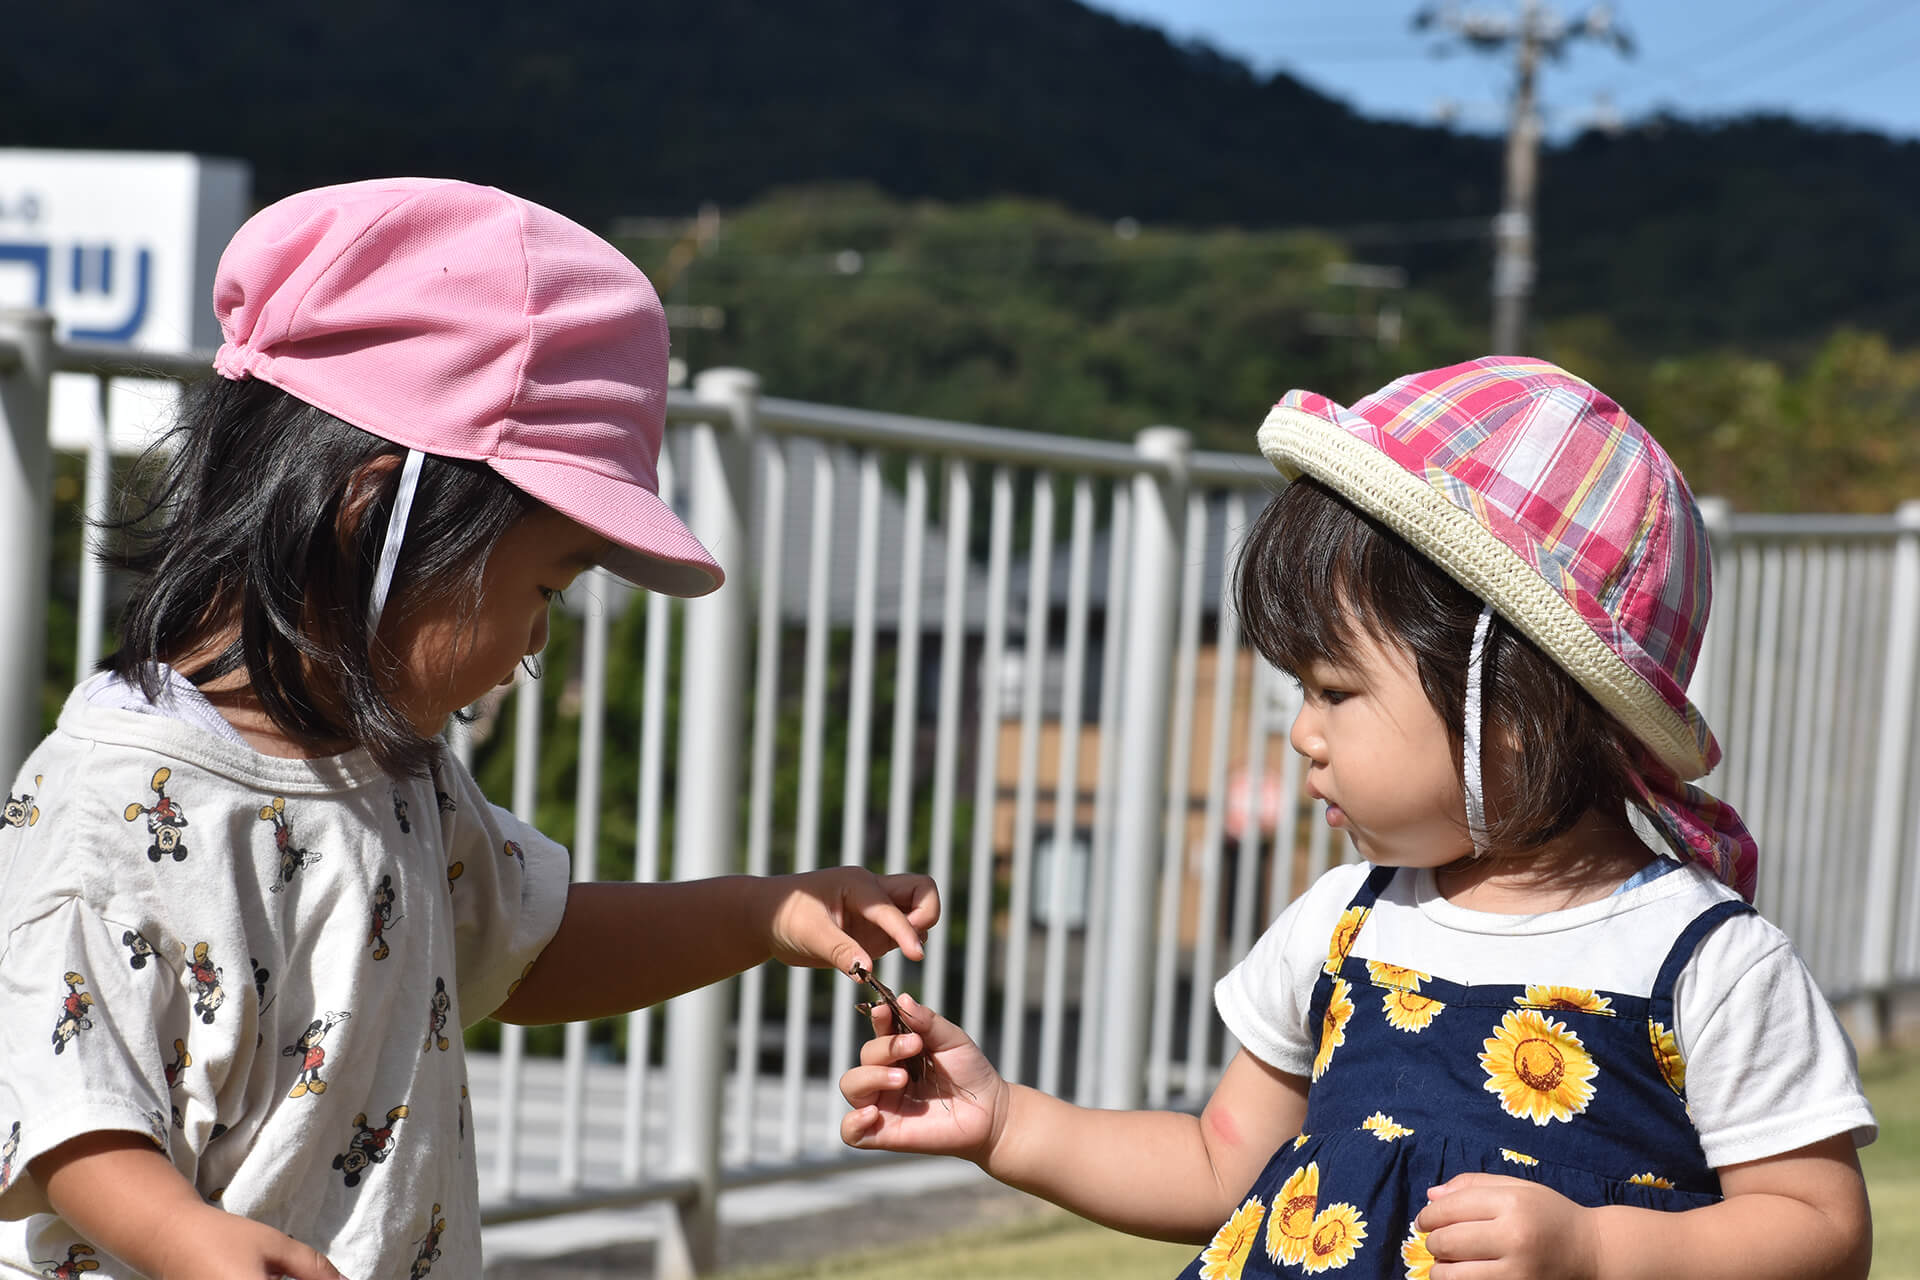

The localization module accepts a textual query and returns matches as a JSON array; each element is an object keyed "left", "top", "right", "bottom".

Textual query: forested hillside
[{"left": 7, "top": 0, "right": 1920, "bottom": 352}]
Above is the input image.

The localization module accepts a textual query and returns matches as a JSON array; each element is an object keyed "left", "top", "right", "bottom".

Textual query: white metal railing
[{"left": 3, "top": 309, "right": 1918, "bottom": 1276}]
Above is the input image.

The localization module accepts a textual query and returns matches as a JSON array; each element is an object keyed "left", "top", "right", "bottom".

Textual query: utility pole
[{"left": 1415, "top": 2, "right": 1630, "bottom": 354}]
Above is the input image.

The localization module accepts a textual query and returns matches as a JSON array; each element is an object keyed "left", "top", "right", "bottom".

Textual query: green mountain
[{"left": 6, "top": 0, "right": 1918, "bottom": 350}]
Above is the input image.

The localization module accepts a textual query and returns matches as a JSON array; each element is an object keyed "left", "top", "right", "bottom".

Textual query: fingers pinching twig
[{"left": 849, "top": 962, "right": 926, "bottom": 1083}]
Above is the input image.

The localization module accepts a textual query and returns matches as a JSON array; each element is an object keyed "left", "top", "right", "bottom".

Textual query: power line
[
  {"left": 1629, "top": 0, "right": 1837, "bottom": 78},
  {"left": 1634, "top": 0, "right": 1915, "bottom": 98}
]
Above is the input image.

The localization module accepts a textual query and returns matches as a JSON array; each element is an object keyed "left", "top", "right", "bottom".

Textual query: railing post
[
  {"left": 0, "top": 310, "right": 55, "bottom": 784},
  {"left": 1097, "top": 426, "right": 1190, "bottom": 1110},
  {"left": 1689, "top": 496, "right": 1733, "bottom": 757},
  {"left": 1854, "top": 499, "right": 1920, "bottom": 1052},
  {"left": 663, "top": 368, "right": 758, "bottom": 1276}
]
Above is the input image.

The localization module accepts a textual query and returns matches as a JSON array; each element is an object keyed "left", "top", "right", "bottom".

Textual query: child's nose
[{"left": 1289, "top": 706, "right": 1326, "bottom": 762}]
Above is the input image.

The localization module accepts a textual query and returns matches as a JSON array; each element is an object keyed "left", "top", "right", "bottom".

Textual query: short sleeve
[
  {"left": 436, "top": 762, "right": 570, "bottom": 1026},
  {"left": 1213, "top": 862, "right": 1372, "bottom": 1077},
  {"left": 0, "top": 897, "right": 188, "bottom": 1218},
  {"left": 1675, "top": 921, "right": 1877, "bottom": 1168}
]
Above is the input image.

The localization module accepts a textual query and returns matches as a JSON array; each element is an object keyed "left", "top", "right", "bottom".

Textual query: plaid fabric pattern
[{"left": 1276, "top": 357, "right": 1759, "bottom": 901}]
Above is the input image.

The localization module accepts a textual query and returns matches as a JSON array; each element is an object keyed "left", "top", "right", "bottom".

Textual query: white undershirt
[{"left": 79, "top": 666, "right": 250, "bottom": 748}]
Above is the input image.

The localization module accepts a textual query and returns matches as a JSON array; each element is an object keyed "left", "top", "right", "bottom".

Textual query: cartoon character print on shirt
[
  {"left": 121, "top": 929, "right": 157, "bottom": 969},
  {"left": 502, "top": 839, "right": 525, "bottom": 869},
  {"left": 258, "top": 797, "right": 321, "bottom": 892},
  {"left": 123, "top": 766, "right": 188, "bottom": 862},
  {"left": 3, "top": 775, "right": 40, "bottom": 828},
  {"left": 369, "top": 874, "right": 400, "bottom": 962},
  {"left": 393, "top": 790, "right": 412, "bottom": 834},
  {"left": 52, "top": 972, "right": 94, "bottom": 1054},
  {"left": 184, "top": 942, "right": 225, "bottom": 1024},
  {"left": 250, "top": 957, "right": 273, "bottom": 1012},
  {"left": 410, "top": 1203, "right": 447, "bottom": 1278},
  {"left": 34, "top": 1243, "right": 99, "bottom": 1276},
  {"left": 332, "top": 1104, "right": 410, "bottom": 1188},
  {"left": 425, "top": 977, "right": 451, "bottom": 1053},
  {"left": 0, "top": 1121, "right": 18, "bottom": 1188},
  {"left": 282, "top": 1011, "right": 351, "bottom": 1098},
  {"left": 164, "top": 1039, "right": 192, "bottom": 1090},
  {"left": 435, "top": 789, "right": 456, "bottom": 815}
]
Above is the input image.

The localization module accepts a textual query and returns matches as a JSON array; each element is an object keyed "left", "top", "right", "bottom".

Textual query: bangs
[{"left": 1235, "top": 476, "right": 1475, "bottom": 679}]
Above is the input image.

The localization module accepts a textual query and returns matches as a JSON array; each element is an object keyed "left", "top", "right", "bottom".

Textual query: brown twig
[{"left": 849, "top": 962, "right": 926, "bottom": 1082}]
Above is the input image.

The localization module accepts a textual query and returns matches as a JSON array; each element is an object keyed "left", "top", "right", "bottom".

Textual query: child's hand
[
  {"left": 839, "top": 991, "right": 1007, "bottom": 1164},
  {"left": 759, "top": 868, "right": 939, "bottom": 974},
  {"left": 1415, "top": 1172, "right": 1598, "bottom": 1279},
  {"left": 37, "top": 1133, "right": 350, "bottom": 1280},
  {"left": 151, "top": 1204, "right": 349, "bottom": 1280}
]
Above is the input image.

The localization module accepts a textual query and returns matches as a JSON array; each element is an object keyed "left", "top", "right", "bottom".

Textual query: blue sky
[{"left": 1081, "top": 0, "right": 1920, "bottom": 140}]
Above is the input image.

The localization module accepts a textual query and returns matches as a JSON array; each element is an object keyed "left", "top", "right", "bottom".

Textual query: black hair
[
  {"left": 102, "top": 376, "right": 539, "bottom": 777},
  {"left": 1234, "top": 476, "right": 1644, "bottom": 859}
]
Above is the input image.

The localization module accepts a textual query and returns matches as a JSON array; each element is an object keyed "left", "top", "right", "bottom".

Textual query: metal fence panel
[{"left": 3, "top": 320, "right": 1916, "bottom": 1267}]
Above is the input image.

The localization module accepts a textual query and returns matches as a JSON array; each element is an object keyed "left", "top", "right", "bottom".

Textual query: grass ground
[
  {"left": 1862, "top": 1045, "right": 1920, "bottom": 1277},
  {"left": 714, "top": 1045, "right": 1920, "bottom": 1280}
]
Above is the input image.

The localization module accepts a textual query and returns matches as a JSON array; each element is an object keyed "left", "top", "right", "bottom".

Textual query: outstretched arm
[
  {"left": 1415, "top": 1134, "right": 1871, "bottom": 1280},
  {"left": 493, "top": 868, "right": 939, "bottom": 1024},
  {"left": 35, "top": 1132, "right": 347, "bottom": 1280},
  {"left": 841, "top": 995, "right": 1308, "bottom": 1243}
]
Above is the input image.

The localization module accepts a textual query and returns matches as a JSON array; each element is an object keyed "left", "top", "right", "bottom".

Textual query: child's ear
[{"left": 335, "top": 453, "right": 407, "bottom": 558}]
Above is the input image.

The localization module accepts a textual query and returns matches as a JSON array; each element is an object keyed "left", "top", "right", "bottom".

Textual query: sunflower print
[
  {"left": 1313, "top": 978, "right": 1355, "bottom": 1080},
  {"left": 1649, "top": 1020, "right": 1686, "bottom": 1095},
  {"left": 1480, "top": 1008, "right": 1598, "bottom": 1125},
  {"left": 1382, "top": 986, "right": 1446, "bottom": 1033},
  {"left": 1301, "top": 1202, "right": 1368, "bottom": 1272},
  {"left": 1324, "top": 907, "right": 1371, "bottom": 974},
  {"left": 1401, "top": 1228, "right": 1436, "bottom": 1280},
  {"left": 1265, "top": 1163, "right": 1319, "bottom": 1265},
  {"left": 1361, "top": 1112, "right": 1413, "bottom": 1141},
  {"left": 1365, "top": 960, "right": 1427, "bottom": 990},
  {"left": 1628, "top": 1172, "right": 1675, "bottom": 1189},
  {"left": 1516, "top": 985, "right": 1614, "bottom": 1016},
  {"left": 1500, "top": 1148, "right": 1539, "bottom": 1166},
  {"left": 1199, "top": 1196, "right": 1264, "bottom": 1280}
]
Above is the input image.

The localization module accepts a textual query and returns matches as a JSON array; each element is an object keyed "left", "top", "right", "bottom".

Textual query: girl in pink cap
[
  {"left": 842, "top": 359, "right": 1873, "bottom": 1279},
  {"left": 0, "top": 179, "right": 938, "bottom": 1280}
]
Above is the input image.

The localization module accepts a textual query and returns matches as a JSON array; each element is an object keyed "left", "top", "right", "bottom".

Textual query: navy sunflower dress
[{"left": 1176, "top": 864, "right": 1752, "bottom": 1279}]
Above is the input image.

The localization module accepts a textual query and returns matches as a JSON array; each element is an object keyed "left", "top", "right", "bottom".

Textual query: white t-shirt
[
  {"left": 0, "top": 680, "right": 571, "bottom": 1278},
  {"left": 1216, "top": 860, "right": 1876, "bottom": 1171}
]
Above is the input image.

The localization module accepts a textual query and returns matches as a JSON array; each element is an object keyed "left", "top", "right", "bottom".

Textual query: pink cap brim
[{"left": 491, "top": 454, "right": 723, "bottom": 597}]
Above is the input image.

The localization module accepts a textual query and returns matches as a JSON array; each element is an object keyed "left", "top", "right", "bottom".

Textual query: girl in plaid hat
[
  {"left": 843, "top": 358, "right": 1873, "bottom": 1279},
  {"left": 0, "top": 179, "right": 938, "bottom": 1280}
]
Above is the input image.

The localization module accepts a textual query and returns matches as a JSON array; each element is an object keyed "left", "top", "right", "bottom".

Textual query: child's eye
[{"left": 1321, "top": 688, "right": 1351, "bottom": 706}]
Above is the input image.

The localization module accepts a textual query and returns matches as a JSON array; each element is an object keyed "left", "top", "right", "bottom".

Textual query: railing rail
[{"left": 3, "top": 310, "right": 1916, "bottom": 1277}]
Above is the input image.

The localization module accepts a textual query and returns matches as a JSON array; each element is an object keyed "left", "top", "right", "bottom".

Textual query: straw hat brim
[{"left": 1257, "top": 403, "right": 1711, "bottom": 781}]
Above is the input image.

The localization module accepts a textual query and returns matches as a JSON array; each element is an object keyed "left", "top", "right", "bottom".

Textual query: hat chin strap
[
  {"left": 1462, "top": 604, "right": 1496, "bottom": 856},
  {"left": 366, "top": 448, "right": 425, "bottom": 637}
]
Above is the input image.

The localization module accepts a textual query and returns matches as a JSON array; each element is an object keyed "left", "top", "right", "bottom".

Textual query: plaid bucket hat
[{"left": 1257, "top": 356, "right": 1758, "bottom": 902}]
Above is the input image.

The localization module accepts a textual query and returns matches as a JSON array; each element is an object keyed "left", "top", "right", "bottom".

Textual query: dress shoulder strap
[
  {"left": 1649, "top": 898, "right": 1756, "bottom": 1021},
  {"left": 1347, "top": 863, "right": 1397, "bottom": 913}
]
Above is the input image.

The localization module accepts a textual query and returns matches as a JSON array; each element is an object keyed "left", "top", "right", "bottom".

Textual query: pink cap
[{"left": 212, "top": 177, "right": 723, "bottom": 597}]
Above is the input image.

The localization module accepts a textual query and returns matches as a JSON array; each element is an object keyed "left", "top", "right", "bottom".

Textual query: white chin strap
[
  {"left": 1462, "top": 604, "right": 1496, "bottom": 856},
  {"left": 366, "top": 448, "right": 425, "bottom": 637}
]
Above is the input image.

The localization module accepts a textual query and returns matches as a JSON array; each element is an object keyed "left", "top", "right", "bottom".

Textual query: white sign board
[{"left": 0, "top": 149, "right": 250, "bottom": 452}]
